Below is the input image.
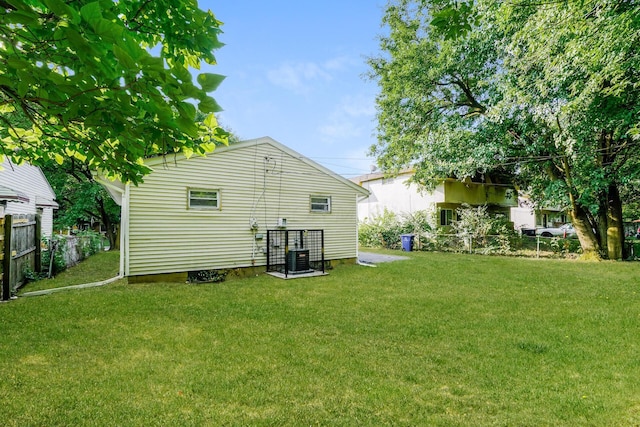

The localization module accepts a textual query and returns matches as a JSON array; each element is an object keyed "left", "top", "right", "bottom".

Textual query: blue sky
[{"left": 199, "top": 1, "right": 387, "bottom": 177}]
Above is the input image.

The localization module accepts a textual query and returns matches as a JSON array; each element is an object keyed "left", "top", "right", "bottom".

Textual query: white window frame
[
  {"left": 310, "top": 196, "right": 331, "bottom": 213},
  {"left": 188, "top": 188, "right": 220, "bottom": 210}
]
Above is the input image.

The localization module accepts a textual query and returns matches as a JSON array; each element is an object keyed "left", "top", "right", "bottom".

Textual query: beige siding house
[
  {"left": 101, "top": 137, "right": 369, "bottom": 281},
  {"left": 0, "top": 159, "right": 58, "bottom": 236}
]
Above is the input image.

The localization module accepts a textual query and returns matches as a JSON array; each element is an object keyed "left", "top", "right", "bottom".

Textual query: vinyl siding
[
  {"left": 0, "top": 159, "right": 57, "bottom": 236},
  {"left": 40, "top": 207, "right": 54, "bottom": 237},
  {"left": 126, "top": 139, "right": 367, "bottom": 276}
]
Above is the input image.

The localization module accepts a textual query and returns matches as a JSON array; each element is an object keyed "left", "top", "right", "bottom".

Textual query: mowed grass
[
  {"left": 19, "top": 250, "right": 120, "bottom": 292},
  {"left": 2, "top": 251, "right": 640, "bottom": 426}
]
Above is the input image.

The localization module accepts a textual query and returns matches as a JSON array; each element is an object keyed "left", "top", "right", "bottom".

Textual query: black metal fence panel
[{"left": 266, "top": 229, "right": 324, "bottom": 277}]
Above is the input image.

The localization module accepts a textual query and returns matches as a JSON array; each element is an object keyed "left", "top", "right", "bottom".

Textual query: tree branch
[{"left": 451, "top": 77, "right": 486, "bottom": 115}]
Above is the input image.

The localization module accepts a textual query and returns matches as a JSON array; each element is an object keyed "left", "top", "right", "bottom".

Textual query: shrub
[
  {"left": 358, "top": 205, "right": 584, "bottom": 258},
  {"left": 548, "top": 236, "right": 582, "bottom": 256},
  {"left": 40, "top": 230, "right": 106, "bottom": 277},
  {"left": 450, "top": 205, "right": 518, "bottom": 254},
  {"left": 359, "top": 209, "right": 434, "bottom": 249},
  {"left": 75, "top": 230, "right": 106, "bottom": 258},
  {"left": 22, "top": 265, "right": 47, "bottom": 284},
  {"left": 188, "top": 269, "right": 228, "bottom": 283},
  {"left": 41, "top": 235, "right": 68, "bottom": 276}
]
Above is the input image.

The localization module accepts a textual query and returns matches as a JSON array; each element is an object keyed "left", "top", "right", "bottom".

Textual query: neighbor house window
[
  {"left": 440, "top": 209, "right": 454, "bottom": 226},
  {"left": 188, "top": 189, "right": 219, "bottom": 210},
  {"left": 310, "top": 196, "right": 331, "bottom": 213}
]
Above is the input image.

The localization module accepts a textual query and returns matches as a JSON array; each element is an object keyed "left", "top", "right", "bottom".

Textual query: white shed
[
  {"left": 0, "top": 159, "right": 58, "bottom": 237},
  {"left": 100, "top": 137, "right": 369, "bottom": 281}
]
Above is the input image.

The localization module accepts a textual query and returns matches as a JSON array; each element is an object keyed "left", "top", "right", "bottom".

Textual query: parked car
[{"left": 536, "top": 223, "right": 577, "bottom": 238}]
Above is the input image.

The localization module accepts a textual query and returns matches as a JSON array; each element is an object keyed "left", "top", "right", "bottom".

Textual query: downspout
[{"left": 121, "top": 184, "right": 130, "bottom": 277}]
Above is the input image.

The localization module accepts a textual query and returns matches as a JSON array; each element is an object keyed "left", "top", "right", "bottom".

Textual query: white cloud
[
  {"left": 319, "top": 121, "right": 363, "bottom": 140},
  {"left": 267, "top": 61, "right": 331, "bottom": 94},
  {"left": 266, "top": 55, "right": 361, "bottom": 95},
  {"left": 322, "top": 55, "right": 358, "bottom": 71},
  {"left": 319, "top": 94, "right": 376, "bottom": 143},
  {"left": 339, "top": 94, "right": 376, "bottom": 117}
]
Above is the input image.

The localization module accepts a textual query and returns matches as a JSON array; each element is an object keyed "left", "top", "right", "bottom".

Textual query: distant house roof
[
  {"left": 350, "top": 169, "right": 415, "bottom": 185},
  {"left": 0, "top": 185, "right": 30, "bottom": 203}
]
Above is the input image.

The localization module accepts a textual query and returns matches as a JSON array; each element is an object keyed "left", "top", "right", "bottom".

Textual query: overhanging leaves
[
  {"left": 0, "top": 0, "right": 228, "bottom": 184},
  {"left": 197, "top": 73, "right": 226, "bottom": 92}
]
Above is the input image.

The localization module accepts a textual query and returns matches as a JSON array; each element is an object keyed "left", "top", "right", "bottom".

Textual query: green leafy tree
[
  {"left": 368, "top": 0, "right": 640, "bottom": 259},
  {"left": 41, "top": 158, "right": 120, "bottom": 250},
  {"left": 621, "top": 181, "right": 640, "bottom": 223},
  {"left": 0, "top": 0, "right": 228, "bottom": 184}
]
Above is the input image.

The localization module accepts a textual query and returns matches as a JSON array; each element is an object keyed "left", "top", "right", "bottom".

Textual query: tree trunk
[
  {"left": 103, "top": 217, "right": 118, "bottom": 251},
  {"left": 106, "top": 221, "right": 118, "bottom": 251},
  {"left": 570, "top": 204, "right": 601, "bottom": 259},
  {"left": 560, "top": 156, "right": 602, "bottom": 259},
  {"left": 606, "top": 183, "right": 624, "bottom": 260},
  {"left": 94, "top": 196, "right": 119, "bottom": 251},
  {"left": 98, "top": 204, "right": 117, "bottom": 251},
  {"left": 597, "top": 194, "right": 609, "bottom": 254},
  {"left": 112, "top": 224, "right": 120, "bottom": 251}
]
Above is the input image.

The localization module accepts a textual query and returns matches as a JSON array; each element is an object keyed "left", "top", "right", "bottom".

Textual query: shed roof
[
  {"left": 35, "top": 194, "right": 59, "bottom": 208},
  {"left": 0, "top": 185, "right": 30, "bottom": 203}
]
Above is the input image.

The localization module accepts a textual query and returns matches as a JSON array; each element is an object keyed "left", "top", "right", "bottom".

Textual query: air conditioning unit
[
  {"left": 287, "top": 248, "right": 310, "bottom": 273},
  {"left": 276, "top": 218, "right": 287, "bottom": 228}
]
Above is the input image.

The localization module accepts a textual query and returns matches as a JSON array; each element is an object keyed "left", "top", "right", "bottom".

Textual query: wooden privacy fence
[{"left": 1, "top": 214, "right": 41, "bottom": 301}]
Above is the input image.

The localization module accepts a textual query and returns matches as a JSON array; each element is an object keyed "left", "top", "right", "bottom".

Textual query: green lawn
[
  {"left": 2, "top": 251, "right": 640, "bottom": 426},
  {"left": 19, "top": 250, "right": 121, "bottom": 293}
]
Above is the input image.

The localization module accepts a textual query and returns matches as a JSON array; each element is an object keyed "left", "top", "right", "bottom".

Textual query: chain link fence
[{"left": 396, "top": 232, "right": 583, "bottom": 258}]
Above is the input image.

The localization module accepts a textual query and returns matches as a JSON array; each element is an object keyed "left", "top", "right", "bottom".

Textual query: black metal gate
[{"left": 266, "top": 229, "right": 324, "bottom": 277}]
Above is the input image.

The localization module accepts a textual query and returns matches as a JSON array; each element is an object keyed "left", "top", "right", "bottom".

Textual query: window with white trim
[
  {"left": 310, "top": 196, "right": 331, "bottom": 213},
  {"left": 188, "top": 189, "right": 219, "bottom": 210}
]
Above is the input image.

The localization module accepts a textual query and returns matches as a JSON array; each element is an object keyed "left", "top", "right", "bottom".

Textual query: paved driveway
[{"left": 358, "top": 251, "right": 409, "bottom": 265}]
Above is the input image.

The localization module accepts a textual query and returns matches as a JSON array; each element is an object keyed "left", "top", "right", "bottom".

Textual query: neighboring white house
[
  {"left": 350, "top": 170, "right": 436, "bottom": 221},
  {"left": 0, "top": 159, "right": 58, "bottom": 236},
  {"left": 350, "top": 171, "right": 517, "bottom": 226},
  {"left": 99, "top": 137, "right": 369, "bottom": 281},
  {"left": 510, "top": 195, "right": 568, "bottom": 231}
]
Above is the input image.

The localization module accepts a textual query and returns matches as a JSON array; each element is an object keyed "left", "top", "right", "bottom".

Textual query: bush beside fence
[
  {"left": 41, "top": 230, "right": 108, "bottom": 277},
  {"left": 358, "top": 209, "right": 585, "bottom": 258},
  {"left": 413, "top": 233, "right": 582, "bottom": 258}
]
